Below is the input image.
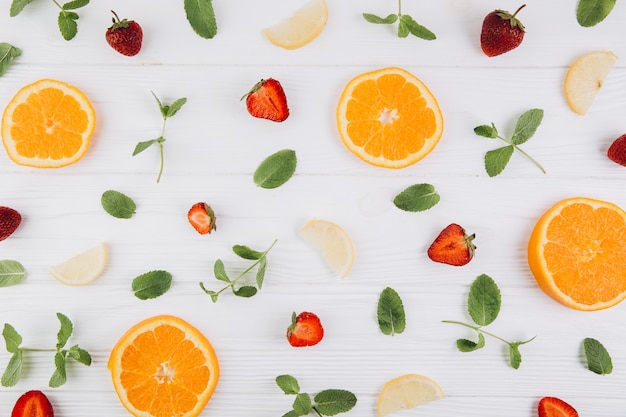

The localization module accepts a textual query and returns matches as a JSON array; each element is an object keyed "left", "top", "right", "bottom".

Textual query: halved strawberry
[
  {"left": 538, "top": 396, "right": 579, "bottom": 417},
  {"left": 187, "top": 202, "right": 216, "bottom": 235},
  {"left": 287, "top": 311, "right": 324, "bottom": 347},
  {"left": 427, "top": 223, "right": 476, "bottom": 266},
  {"left": 607, "top": 133, "right": 626, "bottom": 166},
  {"left": 11, "top": 390, "right": 54, "bottom": 417},
  {"left": 242, "top": 78, "right": 289, "bottom": 122},
  {"left": 0, "top": 206, "right": 22, "bottom": 242}
]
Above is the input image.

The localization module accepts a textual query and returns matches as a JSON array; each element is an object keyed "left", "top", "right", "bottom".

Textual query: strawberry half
[
  {"left": 242, "top": 78, "right": 289, "bottom": 122},
  {"left": 287, "top": 311, "right": 324, "bottom": 347},
  {"left": 105, "top": 10, "right": 143, "bottom": 57},
  {"left": 427, "top": 223, "right": 476, "bottom": 266},
  {"left": 0, "top": 206, "right": 22, "bottom": 242},
  {"left": 188, "top": 202, "right": 217, "bottom": 235},
  {"left": 11, "top": 390, "right": 54, "bottom": 417},
  {"left": 607, "top": 134, "right": 626, "bottom": 166},
  {"left": 538, "top": 396, "right": 579, "bottom": 417},
  {"left": 480, "top": 4, "right": 526, "bottom": 57}
]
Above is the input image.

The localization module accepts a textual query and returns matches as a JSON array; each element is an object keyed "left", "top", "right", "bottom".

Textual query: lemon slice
[
  {"left": 49, "top": 243, "right": 107, "bottom": 285},
  {"left": 377, "top": 374, "right": 445, "bottom": 417},
  {"left": 262, "top": 0, "right": 328, "bottom": 50},
  {"left": 299, "top": 219, "right": 354, "bottom": 278},
  {"left": 564, "top": 51, "right": 617, "bottom": 115}
]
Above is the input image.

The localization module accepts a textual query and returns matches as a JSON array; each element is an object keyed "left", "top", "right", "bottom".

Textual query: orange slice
[
  {"left": 1, "top": 79, "right": 96, "bottom": 167},
  {"left": 263, "top": 0, "right": 328, "bottom": 50},
  {"left": 528, "top": 197, "right": 626, "bottom": 311},
  {"left": 108, "top": 315, "right": 220, "bottom": 417},
  {"left": 564, "top": 51, "right": 617, "bottom": 115},
  {"left": 336, "top": 67, "right": 444, "bottom": 169},
  {"left": 377, "top": 373, "right": 445, "bottom": 417}
]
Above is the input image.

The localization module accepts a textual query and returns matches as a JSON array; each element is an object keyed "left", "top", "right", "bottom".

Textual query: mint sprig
[
  {"left": 577, "top": 0, "right": 616, "bottom": 27},
  {"left": 133, "top": 92, "right": 187, "bottom": 183},
  {"left": 474, "top": 108, "right": 545, "bottom": 176},
  {"left": 443, "top": 274, "right": 535, "bottom": 369},
  {"left": 200, "top": 239, "right": 277, "bottom": 302},
  {"left": 1, "top": 313, "right": 92, "bottom": 387},
  {"left": 276, "top": 374, "right": 357, "bottom": 417},
  {"left": 10, "top": 0, "right": 89, "bottom": 40},
  {"left": 363, "top": 0, "right": 436, "bottom": 40}
]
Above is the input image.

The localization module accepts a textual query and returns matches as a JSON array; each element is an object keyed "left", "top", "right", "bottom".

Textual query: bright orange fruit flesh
[{"left": 528, "top": 197, "right": 626, "bottom": 311}]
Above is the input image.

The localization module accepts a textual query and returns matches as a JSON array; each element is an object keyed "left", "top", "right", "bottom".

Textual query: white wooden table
[{"left": 1, "top": 1, "right": 626, "bottom": 415}]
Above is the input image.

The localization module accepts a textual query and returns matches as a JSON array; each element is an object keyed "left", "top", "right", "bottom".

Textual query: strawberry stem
[{"left": 512, "top": 4, "right": 526, "bottom": 19}]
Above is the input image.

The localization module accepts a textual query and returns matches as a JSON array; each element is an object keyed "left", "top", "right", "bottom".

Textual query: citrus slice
[
  {"left": 49, "top": 243, "right": 106, "bottom": 285},
  {"left": 377, "top": 373, "right": 445, "bottom": 417},
  {"left": 564, "top": 51, "right": 617, "bottom": 115},
  {"left": 263, "top": 0, "right": 328, "bottom": 50},
  {"left": 1, "top": 79, "right": 96, "bottom": 168},
  {"left": 337, "top": 67, "right": 444, "bottom": 169},
  {"left": 528, "top": 197, "right": 626, "bottom": 311},
  {"left": 108, "top": 315, "right": 220, "bottom": 417},
  {"left": 299, "top": 219, "right": 354, "bottom": 278}
]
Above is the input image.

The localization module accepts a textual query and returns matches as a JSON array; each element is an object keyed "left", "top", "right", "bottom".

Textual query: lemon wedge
[
  {"left": 299, "top": 219, "right": 354, "bottom": 278},
  {"left": 564, "top": 50, "right": 617, "bottom": 115},
  {"left": 377, "top": 374, "right": 445, "bottom": 417},
  {"left": 262, "top": 0, "right": 328, "bottom": 50},
  {"left": 49, "top": 243, "right": 107, "bottom": 285}
]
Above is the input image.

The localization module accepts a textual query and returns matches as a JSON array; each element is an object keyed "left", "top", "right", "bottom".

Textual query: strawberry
[
  {"left": 11, "top": 390, "right": 54, "bottom": 417},
  {"left": 480, "top": 4, "right": 526, "bottom": 57},
  {"left": 427, "top": 223, "right": 476, "bottom": 266},
  {"left": 0, "top": 206, "right": 22, "bottom": 242},
  {"left": 187, "top": 202, "right": 216, "bottom": 235},
  {"left": 607, "top": 134, "right": 626, "bottom": 166},
  {"left": 242, "top": 78, "right": 289, "bottom": 122},
  {"left": 105, "top": 10, "right": 143, "bottom": 57},
  {"left": 287, "top": 311, "right": 324, "bottom": 347},
  {"left": 538, "top": 396, "right": 579, "bottom": 417}
]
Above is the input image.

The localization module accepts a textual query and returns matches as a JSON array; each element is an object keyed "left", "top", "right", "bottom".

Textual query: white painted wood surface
[{"left": 1, "top": 0, "right": 626, "bottom": 415}]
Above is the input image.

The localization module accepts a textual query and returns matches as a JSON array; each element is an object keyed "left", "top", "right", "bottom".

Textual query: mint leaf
[
  {"left": 282, "top": 412, "right": 299, "bottom": 417},
  {"left": 397, "top": 16, "right": 409, "bottom": 38},
  {"left": 101, "top": 190, "right": 136, "bottom": 219},
  {"left": 165, "top": 97, "right": 187, "bottom": 118},
  {"left": 577, "top": 0, "right": 616, "bottom": 26},
  {"left": 58, "top": 11, "right": 78, "bottom": 40},
  {"left": 2, "top": 324, "right": 22, "bottom": 353},
  {"left": 56, "top": 313, "right": 73, "bottom": 350},
  {"left": 393, "top": 183, "right": 440, "bottom": 212},
  {"left": 185, "top": 0, "right": 218, "bottom": 39},
  {"left": 256, "top": 257, "right": 267, "bottom": 289},
  {"left": 132, "top": 270, "right": 173, "bottom": 300},
  {"left": 67, "top": 345, "right": 92, "bottom": 365},
  {"left": 314, "top": 389, "right": 357, "bottom": 416},
  {"left": 584, "top": 337, "right": 613, "bottom": 375},
  {"left": 293, "top": 393, "right": 312, "bottom": 416},
  {"left": 132, "top": 139, "right": 159, "bottom": 156},
  {"left": 400, "top": 14, "right": 436, "bottom": 40},
  {"left": 49, "top": 351, "right": 67, "bottom": 388},
  {"left": 254, "top": 149, "right": 297, "bottom": 189},
  {"left": 509, "top": 343, "right": 522, "bottom": 369},
  {"left": 484, "top": 146, "right": 514, "bottom": 177},
  {"left": 233, "top": 245, "right": 263, "bottom": 260},
  {"left": 213, "top": 259, "right": 230, "bottom": 283},
  {"left": 63, "top": 0, "right": 89, "bottom": 10},
  {"left": 457, "top": 334, "right": 485, "bottom": 352},
  {"left": 233, "top": 285, "right": 257, "bottom": 298},
  {"left": 0, "top": 260, "right": 26, "bottom": 287},
  {"left": 1, "top": 351, "right": 22, "bottom": 387},
  {"left": 9, "top": 0, "right": 34, "bottom": 16},
  {"left": 377, "top": 287, "right": 406, "bottom": 336},
  {"left": 511, "top": 109, "right": 543, "bottom": 145},
  {"left": 276, "top": 374, "right": 300, "bottom": 394},
  {"left": 467, "top": 274, "right": 501, "bottom": 326},
  {"left": 0, "top": 43, "right": 21, "bottom": 77},
  {"left": 474, "top": 123, "right": 498, "bottom": 138},
  {"left": 363, "top": 13, "right": 398, "bottom": 24}
]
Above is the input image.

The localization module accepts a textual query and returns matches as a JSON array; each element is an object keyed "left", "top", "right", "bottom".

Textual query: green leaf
[
  {"left": 132, "top": 139, "right": 159, "bottom": 156},
  {"left": 400, "top": 14, "right": 436, "bottom": 40},
  {"left": 2, "top": 324, "right": 22, "bottom": 353},
  {"left": 484, "top": 145, "right": 514, "bottom": 177},
  {"left": 58, "top": 11, "right": 78, "bottom": 41},
  {"left": 62, "top": 0, "right": 89, "bottom": 10},
  {"left": 232, "top": 245, "right": 263, "bottom": 260},
  {"left": 577, "top": 0, "right": 616, "bottom": 26},
  {"left": 132, "top": 270, "right": 173, "bottom": 300},
  {"left": 151, "top": 91, "right": 165, "bottom": 114},
  {"left": 67, "top": 345, "right": 92, "bottom": 366},
  {"left": 184, "top": 0, "right": 218, "bottom": 39},
  {"left": 1, "top": 351, "right": 22, "bottom": 387},
  {"left": 0, "top": 260, "right": 26, "bottom": 287},
  {"left": 363, "top": 13, "right": 398, "bottom": 24},
  {"left": 101, "top": 190, "right": 136, "bottom": 219},
  {"left": 584, "top": 337, "right": 613, "bottom": 375},
  {"left": 313, "top": 389, "right": 357, "bottom": 416},
  {"left": 467, "top": 274, "right": 501, "bottom": 326},
  {"left": 456, "top": 333, "right": 485, "bottom": 352},
  {"left": 256, "top": 257, "right": 267, "bottom": 289},
  {"left": 213, "top": 259, "right": 230, "bottom": 283},
  {"left": 0, "top": 43, "right": 21, "bottom": 77},
  {"left": 56, "top": 312, "right": 73, "bottom": 350},
  {"left": 393, "top": 183, "right": 440, "bottom": 212},
  {"left": 10, "top": 0, "right": 34, "bottom": 16},
  {"left": 254, "top": 149, "right": 297, "bottom": 189},
  {"left": 164, "top": 98, "right": 187, "bottom": 118},
  {"left": 397, "top": 17, "right": 409, "bottom": 38},
  {"left": 49, "top": 351, "right": 67, "bottom": 387},
  {"left": 474, "top": 123, "right": 498, "bottom": 138},
  {"left": 293, "top": 393, "right": 312, "bottom": 416},
  {"left": 511, "top": 109, "right": 544, "bottom": 145},
  {"left": 282, "top": 411, "right": 299, "bottom": 417},
  {"left": 377, "top": 287, "right": 406, "bottom": 336},
  {"left": 234, "top": 286, "right": 257, "bottom": 298},
  {"left": 276, "top": 374, "right": 300, "bottom": 394},
  {"left": 509, "top": 343, "right": 522, "bottom": 369}
]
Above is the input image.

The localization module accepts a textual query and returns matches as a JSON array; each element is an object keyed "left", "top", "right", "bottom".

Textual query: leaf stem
[
  {"left": 312, "top": 406, "right": 323, "bottom": 417},
  {"left": 19, "top": 348, "right": 56, "bottom": 353},
  {"left": 496, "top": 135, "right": 546, "bottom": 174},
  {"left": 52, "top": 0, "right": 63, "bottom": 10},
  {"left": 397, "top": 0, "right": 402, "bottom": 15},
  {"left": 442, "top": 320, "right": 513, "bottom": 346}
]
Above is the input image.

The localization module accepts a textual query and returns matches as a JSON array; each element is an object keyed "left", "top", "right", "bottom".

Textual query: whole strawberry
[
  {"left": 105, "top": 11, "right": 143, "bottom": 57},
  {"left": 287, "top": 311, "right": 324, "bottom": 347},
  {"left": 0, "top": 206, "right": 21, "bottom": 242},
  {"left": 607, "top": 134, "right": 626, "bottom": 166},
  {"left": 242, "top": 78, "right": 289, "bottom": 122},
  {"left": 427, "top": 223, "right": 476, "bottom": 266},
  {"left": 480, "top": 4, "right": 526, "bottom": 57}
]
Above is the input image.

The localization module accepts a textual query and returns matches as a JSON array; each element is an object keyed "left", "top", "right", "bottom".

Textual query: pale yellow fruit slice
[
  {"left": 299, "top": 219, "right": 354, "bottom": 278},
  {"left": 564, "top": 51, "right": 617, "bottom": 115},
  {"left": 49, "top": 243, "right": 106, "bottom": 285},
  {"left": 262, "top": 0, "right": 328, "bottom": 50},
  {"left": 377, "top": 374, "right": 445, "bottom": 417}
]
